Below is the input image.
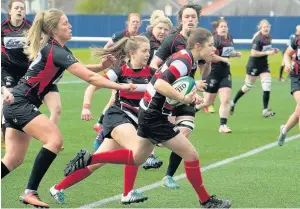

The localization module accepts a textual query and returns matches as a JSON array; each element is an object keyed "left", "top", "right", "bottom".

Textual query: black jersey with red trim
[
  {"left": 1, "top": 18, "right": 31, "bottom": 69},
  {"left": 211, "top": 34, "right": 234, "bottom": 76},
  {"left": 13, "top": 38, "right": 78, "bottom": 106},
  {"left": 247, "top": 33, "right": 272, "bottom": 69},
  {"left": 290, "top": 35, "right": 300, "bottom": 77},
  {"left": 143, "top": 31, "right": 161, "bottom": 65},
  {"left": 140, "top": 49, "right": 195, "bottom": 116},
  {"left": 104, "top": 63, "right": 154, "bottom": 121},
  {"left": 111, "top": 29, "right": 140, "bottom": 44}
]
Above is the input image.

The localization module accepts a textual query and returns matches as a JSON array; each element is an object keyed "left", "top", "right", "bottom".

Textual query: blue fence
[{"left": 1, "top": 14, "right": 299, "bottom": 49}]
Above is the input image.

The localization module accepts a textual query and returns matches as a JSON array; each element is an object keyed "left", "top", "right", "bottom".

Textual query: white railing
[{"left": 70, "top": 37, "right": 288, "bottom": 44}]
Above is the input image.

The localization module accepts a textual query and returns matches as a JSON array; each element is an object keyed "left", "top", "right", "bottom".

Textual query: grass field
[{"left": 1, "top": 49, "right": 299, "bottom": 208}]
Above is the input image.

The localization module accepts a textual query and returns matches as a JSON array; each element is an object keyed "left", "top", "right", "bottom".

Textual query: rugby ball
[{"left": 166, "top": 76, "right": 196, "bottom": 106}]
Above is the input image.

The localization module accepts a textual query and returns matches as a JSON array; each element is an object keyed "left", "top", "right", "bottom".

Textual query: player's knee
[
  {"left": 294, "top": 106, "right": 300, "bottom": 118},
  {"left": 50, "top": 104, "right": 62, "bottom": 116},
  {"left": 45, "top": 132, "right": 63, "bottom": 152},
  {"left": 177, "top": 119, "right": 195, "bottom": 138},
  {"left": 3, "top": 153, "right": 24, "bottom": 170},
  {"left": 221, "top": 97, "right": 230, "bottom": 106},
  {"left": 261, "top": 78, "right": 272, "bottom": 91},
  {"left": 242, "top": 82, "right": 253, "bottom": 92},
  {"left": 184, "top": 148, "right": 199, "bottom": 161},
  {"left": 87, "top": 164, "right": 103, "bottom": 172}
]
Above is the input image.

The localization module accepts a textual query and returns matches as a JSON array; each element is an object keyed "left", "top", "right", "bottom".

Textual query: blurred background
[{"left": 1, "top": 0, "right": 300, "bottom": 49}]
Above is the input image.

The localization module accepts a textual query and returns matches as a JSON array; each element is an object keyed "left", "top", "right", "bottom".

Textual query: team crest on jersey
[
  {"left": 144, "top": 78, "right": 149, "bottom": 83},
  {"left": 67, "top": 54, "right": 76, "bottom": 62}
]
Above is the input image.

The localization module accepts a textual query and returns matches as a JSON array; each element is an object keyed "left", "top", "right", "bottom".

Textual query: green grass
[{"left": 1, "top": 49, "right": 298, "bottom": 208}]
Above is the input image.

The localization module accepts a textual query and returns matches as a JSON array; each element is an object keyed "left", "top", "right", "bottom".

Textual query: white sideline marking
[{"left": 80, "top": 134, "right": 300, "bottom": 208}]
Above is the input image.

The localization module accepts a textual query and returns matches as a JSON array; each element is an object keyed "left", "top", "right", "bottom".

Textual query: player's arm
[
  {"left": 250, "top": 35, "right": 276, "bottom": 57},
  {"left": 1, "top": 81, "right": 14, "bottom": 104},
  {"left": 284, "top": 46, "right": 296, "bottom": 73},
  {"left": 85, "top": 54, "right": 116, "bottom": 73}
]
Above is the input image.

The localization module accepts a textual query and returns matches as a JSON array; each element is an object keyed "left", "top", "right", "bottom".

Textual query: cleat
[
  {"left": 93, "top": 123, "right": 102, "bottom": 134},
  {"left": 208, "top": 105, "right": 215, "bottom": 113},
  {"left": 200, "top": 195, "right": 231, "bottom": 208},
  {"left": 219, "top": 125, "right": 232, "bottom": 134},
  {"left": 60, "top": 146, "right": 64, "bottom": 151},
  {"left": 142, "top": 154, "right": 163, "bottom": 170},
  {"left": 93, "top": 130, "right": 105, "bottom": 151},
  {"left": 49, "top": 185, "right": 65, "bottom": 204},
  {"left": 19, "top": 191, "right": 49, "bottom": 208},
  {"left": 263, "top": 109, "right": 275, "bottom": 118},
  {"left": 121, "top": 190, "right": 148, "bottom": 205},
  {"left": 161, "top": 175, "right": 180, "bottom": 189},
  {"left": 64, "top": 149, "right": 92, "bottom": 177},
  {"left": 277, "top": 125, "right": 287, "bottom": 146}
]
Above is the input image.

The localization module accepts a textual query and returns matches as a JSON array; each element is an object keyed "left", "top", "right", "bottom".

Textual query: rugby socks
[
  {"left": 27, "top": 147, "right": 57, "bottom": 190},
  {"left": 263, "top": 91, "right": 270, "bottom": 110},
  {"left": 91, "top": 149, "right": 135, "bottom": 165},
  {"left": 166, "top": 152, "right": 182, "bottom": 177},
  {"left": 184, "top": 160, "right": 210, "bottom": 203},
  {"left": 220, "top": 118, "right": 227, "bottom": 126},
  {"left": 1, "top": 161, "right": 10, "bottom": 179},
  {"left": 233, "top": 89, "right": 245, "bottom": 105},
  {"left": 55, "top": 167, "right": 92, "bottom": 190},
  {"left": 279, "top": 65, "right": 284, "bottom": 79},
  {"left": 123, "top": 165, "right": 139, "bottom": 196}
]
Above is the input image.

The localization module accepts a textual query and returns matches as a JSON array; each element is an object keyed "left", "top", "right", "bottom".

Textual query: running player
[
  {"left": 278, "top": 25, "right": 300, "bottom": 81},
  {"left": 50, "top": 36, "right": 152, "bottom": 205},
  {"left": 277, "top": 34, "right": 300, "bottom": 146},
  {"left": 150, "top": 4, "right": 208, "bottom": 189},
  {"left": 195, "top": 18, "right": 242, "bottom": 133},
  {"left": 230, "top": 19, "right": 279, "bottom": 118},
  {"left": 1, "top": 0, "right": 31, "bottom": 148},
  {"left": 64, "top": 28, "right": 231, "bottom": 208},
  {"left": 1, "top": 9, "right": 134, "bottom": 208}
]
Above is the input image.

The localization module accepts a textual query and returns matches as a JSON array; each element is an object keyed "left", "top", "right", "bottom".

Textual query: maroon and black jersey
[
  {"left": 155, "top": 31, "right": 186, "bottom": 62},
  {"left": 247, "top": 32, "right": 272, "bottom": 70},
  {"left": 111, "top": 29, "right": 140, "bottom": 44},
  {"left": 1, "top": 18, "right": 31, "bottom": 69},
  {"left": 290, "top": 35, "right": 300, "bottom": 77},
  {"left": 143, "top": 31, "right": 161, "bottom": 65},
  {"left": 211, "top": 33, "right": 234, "bottom": 76},
  {"left": 140, "top": 49, "right": 195, "bottom": 116},
  {"left": 104, "top": 63, "right": 154, "bottom": 122},
  {"left": 13, "top": 38, "right": 78, "bottom": 106}
]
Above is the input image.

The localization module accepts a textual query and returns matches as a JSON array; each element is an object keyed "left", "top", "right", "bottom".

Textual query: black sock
[
  {"left": 220, "top": 118, "right": 227, "bottom": 126},
  {"left": 263, "top": 91, "right": 270, "bottom": 110},
  {"left": 1, "top": 161, "right": 10, "bottom": 179},
  {"left": 233, "top": 89, "right": 245, "bottom": 104},
  {"left": 279, "top": 65, "right": 284, "bottom": 78},
  {"left": 166, "top": 152, "right": 182, "bottom": 177},
  {"left": 26, "top": 147, "right": 57, "bottom": 191}
]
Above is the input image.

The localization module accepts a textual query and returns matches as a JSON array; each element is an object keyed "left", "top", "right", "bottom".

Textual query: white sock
[
  {"left": 262, "top": 109, "right": 268, "bottom": 115},
  {"left": 281, "top": 126, "right": 287, "bottom": 134}
]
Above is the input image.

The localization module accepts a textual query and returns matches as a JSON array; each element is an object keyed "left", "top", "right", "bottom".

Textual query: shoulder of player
[
  {"left": 112, "top": 30, "right": 127, "bottom": 39},
  {"left": 1, "top": 18, "right": 10, "bottom": 27},
  {"left": 24, "top": 19, "right": 32, "bottom": 27}
]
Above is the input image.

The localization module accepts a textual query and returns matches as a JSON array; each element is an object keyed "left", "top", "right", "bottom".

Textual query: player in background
[
  {"left": 278, "top": 25, "right": 300, "bottom": 81},
  {"left": 195, "top": 18, "right": 241, "bottom": 133},
  {"left": 1, "top": 9, "right": 134, "bottom": 208},
  {"left": 230, "top": 19, "right": 279, "bottom": 118},
  {"left": 277, "top": 34, "right": 300, "bottom": 146},
  {"left": 91, "top": 13, "right": 142, "bottom": 149},
  {"left": 1, "top": 0, "right": 31, "bottom": 148},
  {"left": 141, "top": 10, "right": 172, "bottom": 169},
  {"left": 64, "top": 28, "right": 231, "bottom": 208}
]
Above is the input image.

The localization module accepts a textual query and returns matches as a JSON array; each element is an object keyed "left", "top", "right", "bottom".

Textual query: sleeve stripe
[
  {"left": 170, "top": 59, "right": 188, "bottom": 77},
  {"left": 105, "top": 69, "right": 118, "bottom": 81}
]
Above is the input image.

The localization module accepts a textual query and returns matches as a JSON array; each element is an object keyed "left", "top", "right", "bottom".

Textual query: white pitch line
[{"left": 80, "top": 134, "right": 300, "bottom": 208}]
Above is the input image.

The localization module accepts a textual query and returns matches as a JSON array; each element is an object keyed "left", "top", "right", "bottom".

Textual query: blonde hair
[
  {"left": 24, "top": 9, "right": 64, "bottom": 60},
  {"left": 252, "top": 19, "right": 271, "bottom": 41},
  {"left": 146, "top": 10, "right": 173, "bottom": 31},
  {"left": 91, "top": 36, "right": 149, "bottom": 67}
]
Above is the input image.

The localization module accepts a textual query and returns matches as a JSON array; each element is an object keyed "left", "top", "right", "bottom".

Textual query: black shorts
[
  {"left": 172, "top": 104, "right": 196, "bottom": 117},
  {"left": 137, "top": 109, "right": 180, "bottom": 145},
  {"left": 291, "top": 76, "right": 300, "bottom": 95},
  {"left": 40, "top": 84, "right": 59, "bottom": 99},
  {"left": 102, "top": 105, "right": 137, "bottom": 138},
  {"left": 206, "top": 74, "right": 232, "bottom": 93},
  {"left": 1, "top": 66, "right": 26, "bottom": 88},
  {"left": 246, "top": 67, "right": 270, "bottom": 77},
  {"left": 3, "top": 96, "right": 41, "bottom": 132}
]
